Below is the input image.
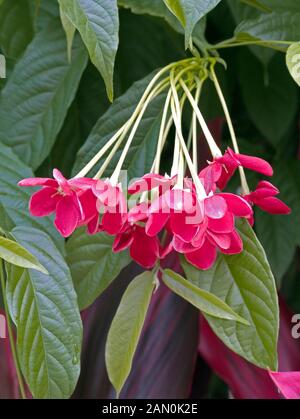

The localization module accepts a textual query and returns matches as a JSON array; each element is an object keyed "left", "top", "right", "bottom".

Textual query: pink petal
[
  {"left": 113, "top": 228, "right": 134, "bottom": 252},
  {"left": 87, "top": 215, "right": 100, "bottom": 235},
  {"left": 199, "top": 162, "right": 222, "bottom": 194},
  {"left": 236, "top": 153, "right": 273, "bottom": 176},
  {"left": 130, "top": 226, "right": 159, "bottom": 268},
  {"left": 257, "top": 180, "right": 279, "bottom": 194},
  {"left": 69, "top": 177, "right": 98, "bottom": 189},
  {"left": 185, "top": 239, "right": 217, "bottom": 270},
  {"left": 164, "top": 188, "right": 195, "bottom": 213},
  {"left": 170, "top": 212, "right": 198, "bottom": 242},
  {"left": 207, "top": 231, "right": 231, "bottom": 250},
  {"left": 219, "top": 193, "right": 253, "bottom": 217},
  {"left": 208, "top": 212, "right": 234, "bottom": 233},
  {"left": 18, "top": 177, "right": 57, "bottom": 188},
  {"left": 128, "top": 174, "right": 175, "bottom": 194},
  {"left": 102, "top": 210, "right": 126, "bottom": 235},
  {"left": 128, "top": 202, "right": 149, "bottom": 223},
  {"left": 204, "top": 195, "right": 227, "bottom": 219},
  {"left": 54, "top": 195, "right": 80, "bottom": 237},
  {"left": 256, "top": 197, "right": 291, "bottom": 215},
  {"left": 221, "top": 230, "right": 243, "bottom": 255},
  {"left": 146, "top": 212, "right": 169, "bottom": 236},
  {"left": 78, "top": 189, "right": 98, "bottom": 222},
  {"left": 269, "top": 371, "right": 300, "bottom": 399},
  {"left": 29, "top": 187, "right": 60, "bottom": 216},
  {"left": 172, "top": 235, "right": 197, "bottom": 254}
]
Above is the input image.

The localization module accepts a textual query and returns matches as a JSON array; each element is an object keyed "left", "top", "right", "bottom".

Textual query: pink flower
[
  {"left": 19, "top": 169, "right": 97, "bottom": 237},
  {"left": 244, "top": 181, "right": 291, "bottom": 217},
  {"left": 92, "top": 181, "right": 127, "bottom": 235},
  {"left": 174, "top": 193, "right": 252, "bottom": 270},
  {"left": 200, "top": 147, "right": 273, "bottom": 191},
  {"left": 128, "top": 173, "right": 176, "bottom": 195},
  {"left": 113, "top": 223, "right": 160, "bottom": 269},
  {"left": 146, "top": 188, "right": 203, "bottom": 243}
]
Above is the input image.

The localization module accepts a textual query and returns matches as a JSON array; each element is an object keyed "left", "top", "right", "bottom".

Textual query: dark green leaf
[
  {"left": 59, "top": 5, "right": 76, "bottom": 62},
  {"left": 105, "top": 271, "right": 155, "bottom": 396},
  {"left": 118, "top": 0, "right": 208, "bottom": 48},
  {"left": 58, "top": 0, "right": 119, "bottom": 101},
  {"left": 66, "top": 228, "right": 131, "bottom": 310},
  {"left": 163, "top": 269, "right": 249, "bottom": 324},
  {"left": 238, "top": 51, "right": 298, "bottom": 144},
  {"left": 163, "top": 0, "right": 221, "bottom": 47},
  {"left": 6, "top": 227, "right": 82, "bottom": 399},
  {"left": 72, "top": 71, "right": 166, "bottom": 179},
  {"left": 0, "top": 21, "right": 88, "bottom": 169},
  {"left": 235, "top": 12, "right": 300, "bottom": 43},
  {"left": 0, "top": 0, "right": 34, "bottom": 59},
  {"left": 182, "top": 219, "right": 279, "bottom": 371}
]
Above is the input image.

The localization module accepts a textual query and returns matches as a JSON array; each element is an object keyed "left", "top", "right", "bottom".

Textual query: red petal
[
  {"left": 256, "top": 197, "right": 291, "bottom": 215},
  {"left": 221, "top": 230, "right": 243, "bottom": 255},
  {"left": 185, "top": 239, "right": 217, "bottom": 270},
  {"left": 269, "top": 371, "right": 300, "bottom": 399},
  {"left": 172, "top": 236, "right": 197, "bottom": 253},
  {"left": 130, "top": 226, "right": 159, "bottom": 268},
  {"left": 29, "top": 187, "right": 60, "bottom": 216},
  {"left": 113, "top": 228, "right": 134, "bottom": 252},
  {"left": 146, "top": 212, "right": 169, "bottom": 236},
  {"left": 69, "top": 177, "right": 98, "bottom": 189},
  {"left": 208, "top": 212, "right": 234, "bottom": 233},
  {"left": 207, "top": 231, "right": 231, "bottom": 250},
  {"left": 19, "top": 177, "right": 57, "bottom": 188},
  {"left": 236, "top": 153, "right": 273, "bottom": 176},
  {"left": 219, "top": 193, "right": 253, "bottom": 217},
  {"left": 170, "top": 212, "right": 198, "bottom": 242},
  {"left": 128, "top": 174, "right": 175, "bottom": 194},
  {"left": 54, "top": 195, "right": 80, "bottom": 237}
]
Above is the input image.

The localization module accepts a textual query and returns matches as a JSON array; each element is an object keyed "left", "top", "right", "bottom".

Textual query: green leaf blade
[
  {"left": 105, "top": 271, "right": 155, "bottom": 396},
  {"left": 163, "top": 269, "right": 249, "bottom": 325},
  {"left": 286, "top": 42, "right": 300, "bottom": 86},
  {"left": 0, "top": 236, "right": 47, "bottom": 274},
  {"left": 72, "top": 71, "right": 167, "bottom": 179},
  {"left": 58, "top": 0, "right": 119, "bottom": 101},
  {"left": 6, "top": 227, "right": 82, "bottom": 399},
  {"left": 66, "top": 228, "right": 131, "bottom": 310},
  {"left": 0, "top": 21, "right": 88, "bottom": 169}
]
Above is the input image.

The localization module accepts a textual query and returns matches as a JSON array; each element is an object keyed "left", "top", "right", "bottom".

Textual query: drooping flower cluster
[{"left": 18, "top": 58, "right": 291, "bottom": 271}]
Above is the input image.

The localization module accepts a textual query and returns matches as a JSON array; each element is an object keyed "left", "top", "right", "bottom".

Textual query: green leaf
[
  {"left": 0, "top": 236, "right": 47, "bottom": 274},
  {"left": 238, "top": 50, "right": 298, "bottom": 144},
  {"left": 105, "top": 271, "right": 155, "bottom": 396},
  {"left": 0, "top": 142, "right": 63, "bottom": 253},
  {"left": 66, "top": 228, "right": 131, "bottom": 310},
  {"left": 59, "top": 5, "right": 76, "bottom": 62},
  {"left": 163, "top": 269, "right": 249, "bottom": 324},
  {"left": 6, "top": 227, "right": 82, "bottom": 399},
  {"left": 286, "top": 42, "right": 300, "bottom": 86},
  {"left": 0, "top": 0, "right": 34, "bottom": 59},
  {"left": 0, "top": 21, "right": 88, "bottom": 170},
  {"left": 118, "top": 0, "right": 208, "bottom": 48},
  {"left": 255, "top": 210, "right": 295, "bottom": 284},
  {"left": 235, "top": 12, "right": 300, "bottom": 43},
  {"left": 240, "top": 0, "right": 271, "bottom": 13},
  {"left": 58, "top": 0, "right": 119, "bottom": 101},
  {"left": 181, "top": 219, "right": 279, "bottom": 371},
  {"left": 72, "top": 71, "right": 166, "bottom": 179},
  {"left": 163, "top": 0, "right": 221, "bottom": 48}
]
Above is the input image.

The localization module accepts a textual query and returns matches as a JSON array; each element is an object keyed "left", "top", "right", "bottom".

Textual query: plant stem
[
  {"left": 180, "top": 78, "right": 222, "bottom": 159},
  {"left": 210, "top": 66, "right": 250, "bottom": 194},
  {"left": 192, "top": 81, "right": 202, "bottom": 172},
  {"left": 0, "top": 260, "right": 27, "bottom": 399},
  {"left": 110, "top": 79, "right": 169, "bottom": 185}
]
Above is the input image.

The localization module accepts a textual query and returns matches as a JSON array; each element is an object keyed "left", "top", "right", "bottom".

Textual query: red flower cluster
[{"left": 19, "top": 148, "right": 290, "bottom": 270}]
